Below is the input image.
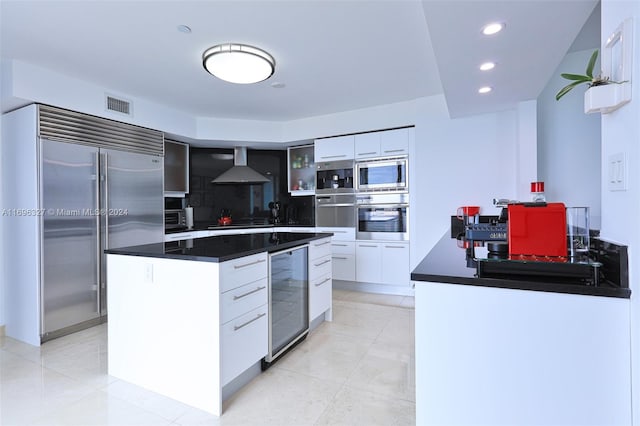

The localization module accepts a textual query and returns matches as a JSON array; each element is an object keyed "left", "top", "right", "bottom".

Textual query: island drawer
[
  {"left": 221, "top": 304, "right": 268, "bottom": 386},
  {"left": 309, "top": 237, "right": 332, "bottom": 260},
  {"left": 310, "top": 273, "right": 332, "bottom": 320},
  {"left": 220, "top": 253, "right": 268, "bottom": 293},
  {"left": 221, "top": 278, "right": 268, "bottom": 324},
  {"left": 310, "top": 254, "right": 332, "bottom": 280}
]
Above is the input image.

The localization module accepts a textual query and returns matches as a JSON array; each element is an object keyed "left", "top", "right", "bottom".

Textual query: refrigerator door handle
[
  {"left": 94, "top": 151, "right": 101, "bottom": 314},
  {"left": 102, "top": 152, "right": 109, "bottom": 250}
]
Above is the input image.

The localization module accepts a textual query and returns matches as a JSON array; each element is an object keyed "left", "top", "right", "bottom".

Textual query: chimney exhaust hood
[{"left": 211, "top": 147, "right": 270, "bottom": 184}]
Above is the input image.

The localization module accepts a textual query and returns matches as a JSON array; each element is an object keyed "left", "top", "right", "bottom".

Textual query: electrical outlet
[
  {"left": 144, "top": 264, "right": 154, "bottom": 283},
  {"left": 608, "top": 152, "right": 627, "bottom": 191}
]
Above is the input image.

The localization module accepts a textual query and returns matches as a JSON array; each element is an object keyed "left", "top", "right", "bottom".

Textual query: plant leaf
[
  {"left": 555, "top": 80, "right": 586, "bottom": 101},
  {"left": 560, "top": 73, "right": 592, "bottom": 82},
  {"left": 586, "top": 50, "right": 598, "bottom": 78}
]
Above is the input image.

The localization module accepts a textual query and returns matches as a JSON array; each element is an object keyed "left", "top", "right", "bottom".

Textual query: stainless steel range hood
[{"left": 211, "top": 147, "right": 270, "bottom": 184}]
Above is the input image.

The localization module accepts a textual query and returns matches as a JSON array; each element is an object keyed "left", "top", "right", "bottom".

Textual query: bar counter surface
[{"left": 411, "top": 231, "right": 630, "bottom": 298}]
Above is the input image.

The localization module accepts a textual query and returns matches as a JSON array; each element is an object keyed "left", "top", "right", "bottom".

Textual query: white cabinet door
[
  {"left": 314, "top": 135, "right": 355, "bottom": 161},
  {"left": 315, "top": 227, "right": 355, "bottom": 241},
  {"left": 381, "top": 243, "right": 410, "bottom": 286},
  {"left": 354, "top": 132, "right": 381, "bottom": 159},
  {"left": 356, "top": 242, "right": 382, "bottom": 283},
  {"left": 309, "top": 274, "right": 332, "bottom": 320},
  {"left": 220, "top": 304, "right": 268, "bottom": 386},
  {"left": 380, "top": 128, "right": 409, "bottom": 157},
  {"left": 332, "top": 253, "right": 356, "bottom": 281}
]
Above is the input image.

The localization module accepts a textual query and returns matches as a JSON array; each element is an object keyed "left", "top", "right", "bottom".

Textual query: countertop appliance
[
  {"left": 508, "top": 202, "right": 567, "bottom": 257},
  {"left": 315, "top": 159, "right": 354, "bottom": 194},
  {"left": 356, "top": 193, "right": 409, "bottom": 240},
  {"left": 263, "top": 244, "right": 309, "bottom": 368},
  {"left": 3, "top": 104, "right": 164, "bottom": 344},
  {"left": 165, "top": 208, "right": 187, "bottom": 230},
  {"left": 315, "top": 193, "right": 356, "bottom": 228},
  {"left": 355, "top": 156, "right": 408, "bottom": 193}
]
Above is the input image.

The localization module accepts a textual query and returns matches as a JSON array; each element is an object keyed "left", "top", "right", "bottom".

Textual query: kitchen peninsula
[
  {"left": 105, "top": 231, "right": 333, "bottom": 416},
  {"left": 411, "top": 232, "right": 632, "bottom": 425}
]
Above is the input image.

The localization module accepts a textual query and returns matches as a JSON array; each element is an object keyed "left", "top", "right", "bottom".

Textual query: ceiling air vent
[{"left": 105, "top": 95, "right": 132, "bottom": 116}]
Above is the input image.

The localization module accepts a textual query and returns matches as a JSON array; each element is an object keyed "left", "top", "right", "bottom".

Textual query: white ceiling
[{"left": 0, "top": 0, "right": 598, "bottom": 122}]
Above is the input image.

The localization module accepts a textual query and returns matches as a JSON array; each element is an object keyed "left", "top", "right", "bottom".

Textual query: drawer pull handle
[
  {"left": 383, "top": 149, "right": 405, "bottom": 153},
  {"left": 385, "top": 245, "right": 405, "bottom": 249},
  {"left": 234, "top": 259, "right": 266, "bottom": 269},
  {"left": 357, "top": 151, "right": 377, "bottom": 155},
  {"left": 233, "top": 286, "right": 266, "bottom": 300},
  {"left": 322, "top": 154, "right": 347, "bottom": 159},
  {"left": 359, "top": 244, "right": 377, "bottom": 248},
  {"left": 315, "top": 277, "right": 331, "bottom": 287},
  {"left": 234, "top": 312, "right": 266, "bottom": 331},
  {"left": 314, "top": 240, "right": 331, "bottom": 247},
  {"left": 332, "top": 243, "right": 348, "bottom": 247},
  {"left": 314, "top": 259, "right": 331, "bottom": 267},
  {"left": 332, "top": 256, "right": 348, "bottom": 260}
]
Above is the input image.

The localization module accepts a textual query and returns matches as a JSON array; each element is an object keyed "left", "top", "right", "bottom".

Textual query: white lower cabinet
[
  {"left": 309, "top": 237, "right": 332, "bottom": 321},
  {"left": 356, "top": 241, "right": 409, "bottom": 286},
  {"left": 219, "top": 253, "right": 269, "bottom": 387},
  {"left": 220, "top": 304, "right": 268, "bottom": 386},
  {"left": 330, "top": 241, "right": 356, "bottom": 281}
]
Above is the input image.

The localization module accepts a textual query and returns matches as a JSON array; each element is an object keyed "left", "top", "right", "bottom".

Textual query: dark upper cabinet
[{"left": 164, "top": 140, "right": 189, "bottom": 196}]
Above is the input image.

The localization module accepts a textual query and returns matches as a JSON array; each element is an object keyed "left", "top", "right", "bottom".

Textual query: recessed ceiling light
[
  {"left": 480, "top": 62, "right": 496, "bottom": 71},
  {"left": 478, "top": 86, "right": 493, "bottom": 94},
  {"left": 271, "top": 82, "right": 286, "bottom": 89},
  {"left": 482, "top": 22, "right": 505, "bottom": 35},
  {"left": 202, "top": 43, "right": 275, "bottom": 84},
  {"left": 177, "top": 25, "right": 191, "bottom": 34}
]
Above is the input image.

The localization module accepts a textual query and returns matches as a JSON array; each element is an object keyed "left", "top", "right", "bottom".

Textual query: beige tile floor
[{"left": 0, "top": 289, "right": 415, "bottom": 426}]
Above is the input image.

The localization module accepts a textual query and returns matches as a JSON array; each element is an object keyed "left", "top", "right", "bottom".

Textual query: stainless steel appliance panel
[
  {"left": 266, "top": 245, "right": 309, "bottom": 362},
  {"left": 315, "top": 194, "right": 356, "bottom": 228},
  {"left": 101, "top": 148, "right": 164, "bottom": 314},
  {"left": 42, "top": 139, "right": 101, "bottom": 334},
  {"left": 315, "top": 159, "right": 355, "bottom": 194},
  {"left": 356, "top": 193, "right": 409, "bottom": 241},
  {"left": 356, "top": 156, "right": 408, "bottom": 192}
]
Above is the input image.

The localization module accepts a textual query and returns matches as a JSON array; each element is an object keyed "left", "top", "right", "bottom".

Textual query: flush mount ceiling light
[
  {"left": 479, "top": 61, "right": 496, "bottom": 71},
  {"left": 202, "top": 43, "right": 275, "bottom": 84},
  {"left": 482, "top": 22, "right": 505, "bottom": 35}
]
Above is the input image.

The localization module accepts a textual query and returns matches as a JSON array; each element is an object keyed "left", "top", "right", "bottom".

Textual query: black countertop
[
  {"left": 165, "top": 221, "right": 314, "bottom": 234},
  {"left": 411, "top": 232, "right": 631, "bottom": 299},
  {"left": 106, "top": 232, "right": 333, "bottom": 263}
]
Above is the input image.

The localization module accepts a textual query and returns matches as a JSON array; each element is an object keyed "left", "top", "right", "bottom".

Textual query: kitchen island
[
  {"left": 106, "top": 232, "right": 333, "bottom": 416},
  {"left": 411, "top": 232, "right": 632, "bottom": 425}
]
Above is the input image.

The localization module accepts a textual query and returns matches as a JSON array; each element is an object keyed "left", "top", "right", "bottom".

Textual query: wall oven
[
  {"left": 316, "top": 194, "right": 356, "bottom": 228},
  {"left": 356, "top": 193, "right": 409, "bottom": 241},
  {"left": 316, "top": 160, "right": 355, "bottom": 194},
  {"left": 356, "top": 156, "right": 408, "bottom": 193}
]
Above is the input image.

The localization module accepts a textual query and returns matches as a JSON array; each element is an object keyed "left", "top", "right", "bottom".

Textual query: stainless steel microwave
[
  {"left": 165, "top": 209, "right": 186, "bottom": 230},
  {"left": 355, "top": 156, "right": 408, "bottom": 193}
]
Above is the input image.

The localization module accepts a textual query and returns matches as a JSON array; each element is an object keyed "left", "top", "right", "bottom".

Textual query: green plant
[{"left": 555, "top": 50, "right": 619, "bottom": 101}]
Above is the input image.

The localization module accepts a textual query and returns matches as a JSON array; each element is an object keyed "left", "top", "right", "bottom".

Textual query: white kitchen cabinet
[
  {"left": 314, "top": 135, "right": 355, "bottom": 161},
  {"left": 164, "top": 139, "right": 189, "bottom": 197},
  {"left": 380, "top": 128, "right": 409, "bottom": 157},
  {"left": 356, "top": 242, "right": 381, "bottom": 283},
  {"left": 288, "top": 144, "right": 315, "bottom": 195},
  {"left": 354, "top": 129, "right": 409, "bottom": 160},
  {"left": 309, "top": 237, "right": 332, "bottom": 321},
  {"left": 330, "top": 241, "right": 356, "bottom": 281},
  {"left": 355, "top": 241, "right": 410, "bottom": 286},
  {"left": 315, "top": 226, "right": 355, "bottom": 241},
  {"left": 381, "top": 242, "right": 410, "bottom": 286}
]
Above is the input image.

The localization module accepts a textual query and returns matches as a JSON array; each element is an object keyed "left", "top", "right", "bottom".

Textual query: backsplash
[{"left": 187, "top": 148, "right": 314, "bottom": 226}]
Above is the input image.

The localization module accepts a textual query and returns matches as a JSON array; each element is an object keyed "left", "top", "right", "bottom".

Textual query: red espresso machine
[{"left": 507, "top": 202, "right": 567, "bottom": 258}]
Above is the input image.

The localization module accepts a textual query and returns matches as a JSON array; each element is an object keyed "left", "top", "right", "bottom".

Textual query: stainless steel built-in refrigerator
[
  {"left": 2, "top": 104, "right": 164, "bottom": 344},
  {"left": 41, "top": 140, "right": 163, "bottom": 338}
]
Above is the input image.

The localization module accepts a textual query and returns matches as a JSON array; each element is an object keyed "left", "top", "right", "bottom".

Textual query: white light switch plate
[{"left": 608, "top": 152, "right": 627, "bottom": 191}]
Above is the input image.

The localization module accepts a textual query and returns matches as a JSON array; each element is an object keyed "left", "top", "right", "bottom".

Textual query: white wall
[
  {"left": 410, "top": 95, "right": 519, "bottom": 268},
  {"left": 600, "top": 1, "right": 640, "bottom": 423},
  {"left": 537, "top": 49, "right": 602, "bottom": 229}
]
